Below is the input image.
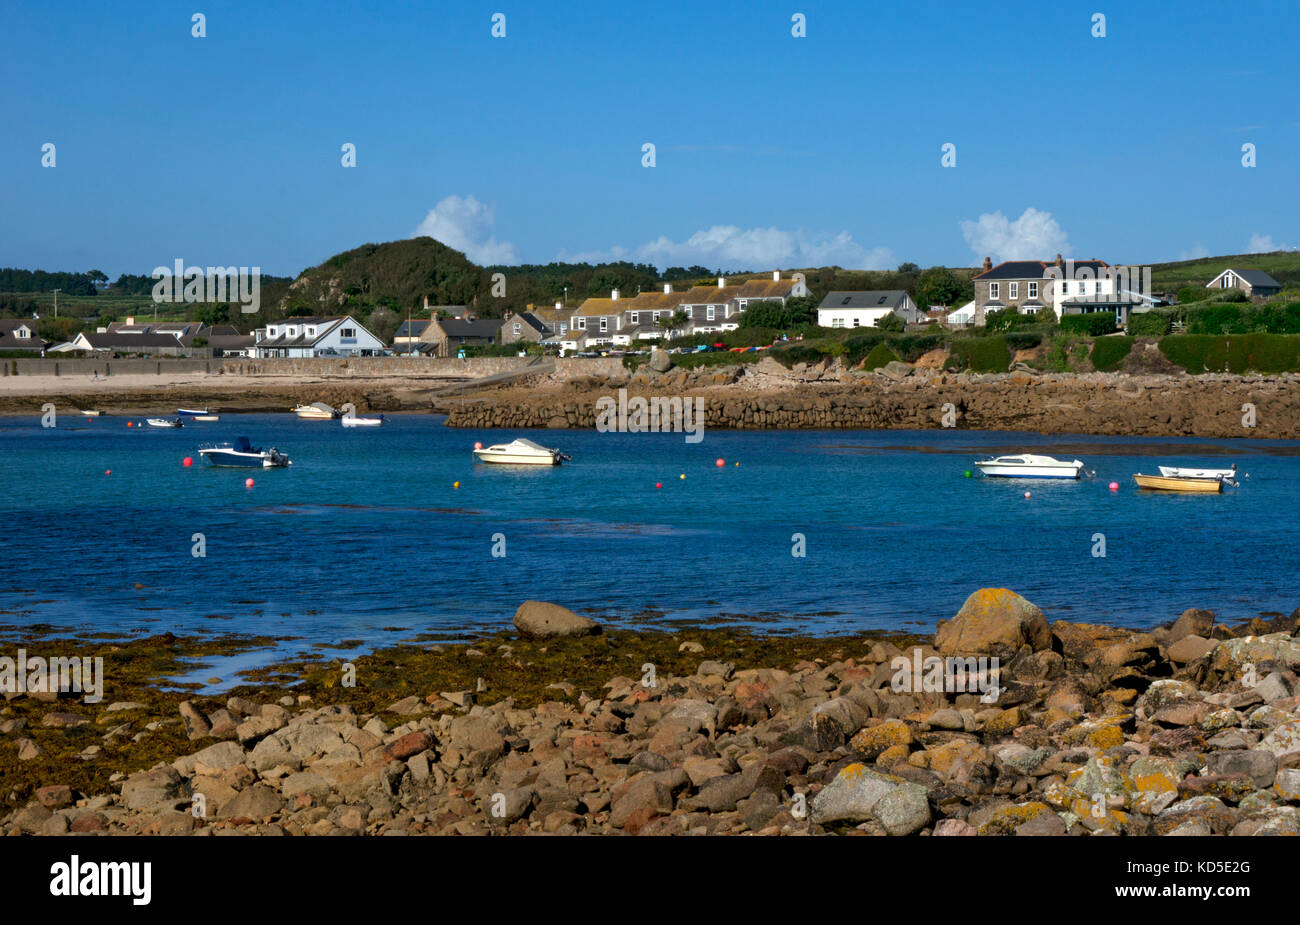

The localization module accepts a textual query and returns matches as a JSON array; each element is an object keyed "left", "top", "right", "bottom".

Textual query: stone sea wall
[{"left": 446, "top": 368, "right": 1300, "bottom": 439}]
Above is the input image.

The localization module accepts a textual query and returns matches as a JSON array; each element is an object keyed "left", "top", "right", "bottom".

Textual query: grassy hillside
[{"left": 1149, "top": 250, "right": 1300, "bottom": 290}]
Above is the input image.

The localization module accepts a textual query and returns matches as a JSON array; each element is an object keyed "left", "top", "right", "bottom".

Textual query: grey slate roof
[
  {"left": 436, "top": 319, "right": 501, "bottom": 339},
  {"left": 81, "top": 332, "right": 186, "bottom": 350},
  {"left": 974, "top": 259, "right": 1109, "bottom": 280},
  {"left": 818, "top": 290, "right": 910, "bottom": 310},
  {"left": 1221, "top": 268, "right": 1281, "bottom": 288},
  {"left": 256, "top": 317, "right": 345, "bottom": 347},
  {"left": 394, "top": 319, "right": 432, "bottom": 338},
  {"left": 0, "top": 320, "right": 45, "bottom": 349},
  {"left": 507, "top": 312, "right": 551, "bottom": 335}
]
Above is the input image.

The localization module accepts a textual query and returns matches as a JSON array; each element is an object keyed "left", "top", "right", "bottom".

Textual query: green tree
[
  {"left": 875, "top": 312, "right": 905, "bottom": 332},
  {"left": 916, "top": 266, "right": 967, "bottom": 308},
  {"left": 657, "top": 309, "right": 689, "bottom": 339}
]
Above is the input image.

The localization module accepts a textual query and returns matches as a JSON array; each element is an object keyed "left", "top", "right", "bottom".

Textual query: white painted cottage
[{"left": 252, "top": 315, "right": 384, "bottom": 358}]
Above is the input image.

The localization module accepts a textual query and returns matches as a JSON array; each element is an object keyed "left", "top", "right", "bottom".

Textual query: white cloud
[
  {"left": 1246, "top": 233, "right": 1281, "bottom": 253},
  {"left": 1178, "top": 244, "right": 1210, "bottom": 261},
  {"left": 411, "top": 195, "right": 519, "bottom": 265},
  {"left": 565, "top": 225, "right": 895, "bottom": 271},
  {"left": 960, "top": 208, "right": 1071, "bottom": 263}
]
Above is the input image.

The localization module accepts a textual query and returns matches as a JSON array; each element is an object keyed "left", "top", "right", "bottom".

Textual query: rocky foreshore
[
  {"left": 4, "top": 591, "right": 1300, "bottom": 836},
  {"left": 444, "top": 360, "right": 1300, "bottom": 438}
]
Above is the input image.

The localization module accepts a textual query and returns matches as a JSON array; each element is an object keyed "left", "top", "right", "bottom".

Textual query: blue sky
[{"left": 2, "top": 0, "right": 1297, "bottom": 278}]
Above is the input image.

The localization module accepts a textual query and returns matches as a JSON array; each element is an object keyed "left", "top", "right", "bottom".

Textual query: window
[
  {"left": 342, "top": 328, "right": 355, "bottom": 337},
  {"left": 559, "top": 323, "right": 567, "bottom": 333},
  {"left": 16, "top": 328, "right": 28, "bottom": 338},
  {"left": 1080, "top": 281, "right": 1089, "bottom": 295},
  {"left": 853, "top": 317, "right": 861, "bottom": 327},
  {"left": 1223, "top": 274, "right": 1233, "bottom": 288},
  {"left": 706, "top": 307, "right": 715, "bottom": 321},
  {"left": 577, "top": 318, "right": 585, "bottom": 329},
  {"left": 599, "top": 318, "right": 607, "bottom": 332},
  {"left": 1028, "top": 281, "right": 1038, "bottom": 298},
  {"left": 1009, "top": 282, "right": 1019, "bottom": 299},
  {"left": 629, "top": 312, "right": 638, "bottom": 324},
  {"left": 513, "top": 323, "right": 520, "bottom": 334},
  {"left": 989, "top": 283, "right": 999, "bottom": 299},
  {"left": 832, "top": 317, "right": 844, "bottom": 328}
]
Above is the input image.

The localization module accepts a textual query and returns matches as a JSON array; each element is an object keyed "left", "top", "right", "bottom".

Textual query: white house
[
  {"left": 252, "top": 315, "right": 384, "bottom": 358},
  {"left": 1205, "top": 268, "right": 1282, "bottom": 299},
  {"left": 817, "top": 291, "right": 921, "bottom": 329},
  {"left": 946, "top": 300, "right": 978, "bottom": 327}
]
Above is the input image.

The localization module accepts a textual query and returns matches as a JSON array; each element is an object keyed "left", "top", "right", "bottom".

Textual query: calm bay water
[{"left": 2, "top": 414, "right": 1298, "bottom": 654}]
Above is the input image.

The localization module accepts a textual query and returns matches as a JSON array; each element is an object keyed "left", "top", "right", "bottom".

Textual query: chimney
[
  {"left": 663, "top": 283, "right": 671, "bottom": 294},
  {"left": 717, "top": 276, "right": 725, "bottom": 288},
  {"left": 423, "top": 295, "right": 429, "bottom": 311},
  {"left": 773, "top": 270, "right": 780, "bottom": 281},
  {"left": 126, "top": 315, "right": 135, "bottom": 326},
  {"left": 1056, "top": 253, "right": 1063, "bottom": 266},
  {"left": 554, "top": 301, "right": 562, "bottom": 311},
  {"left": 611, "top": 288, "right": 620, "bottom": 301}
]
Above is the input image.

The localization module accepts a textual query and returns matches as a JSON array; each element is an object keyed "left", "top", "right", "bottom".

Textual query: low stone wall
[{"left": 0, "top": 358, "right": 211, "bottom": 377}]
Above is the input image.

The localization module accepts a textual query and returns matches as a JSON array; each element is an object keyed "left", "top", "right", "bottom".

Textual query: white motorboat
[
  {"left": 199, "top": 436, "right": 292, "bottom": 468},
  {"left": 341, "top": 414, "right": 384, "bottom": 427},
  {"left": 292, "top": 402, "right": 339, "bottom": 420},
  {"left": 190, "top": 414, "right": 220, "bottom": 422},
  {"left": 146, "top": 418, "right": 184, "bottom": 428},
  {"left": 974, "top": 454, "right": 1087, "bottom": 479},
  {"left": 177, "top": 407, "right": 209, "bottom": 416},
  {"left": 79, "top": 409, "right": 103, "bottom": 417},
  {"left": 1158, "top": 464, "right": 1236, "bottom": 479},
  {"left": 472, "top": 438, "right": 570, "bottom": 466}
]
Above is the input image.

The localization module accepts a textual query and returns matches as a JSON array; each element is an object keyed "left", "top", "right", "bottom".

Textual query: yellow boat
[{"left": 1133, "top": 473, "right": 1223, "bottom": 493}]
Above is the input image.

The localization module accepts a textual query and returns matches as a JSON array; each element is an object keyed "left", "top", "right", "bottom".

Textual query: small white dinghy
[
  {"left": 341, "top": 414, "right": 384, "bottom": 427},
  {"left": 974, "top": 454, "right": 1087, "bottom": 479},
  {"left": 146, "top": 418, "right": 184, "bottom": 428},
  {"left": 1158, "top": 464, "right": 1236, "bottom": 479},
  {"left": 472, "top": 438, "right": 570, "bottom": 466}
]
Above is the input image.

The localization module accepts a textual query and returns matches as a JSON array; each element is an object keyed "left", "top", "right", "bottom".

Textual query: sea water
[{"left": 2, "top": 414, "right": 1297, "bottom": 653}]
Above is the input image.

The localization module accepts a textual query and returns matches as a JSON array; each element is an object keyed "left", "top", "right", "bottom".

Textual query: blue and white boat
[
  {"left": 975, "top": 454, "right": 1086, "bottom": 479},
  {"left": 177, "top": 407, "right": 210, "bottom": 416},
  {"left": 199, "top": 436, "right": 292, "bottom": 468}
]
